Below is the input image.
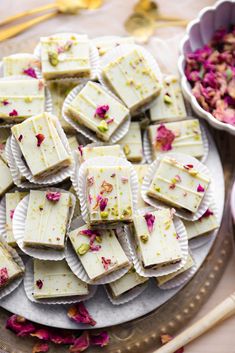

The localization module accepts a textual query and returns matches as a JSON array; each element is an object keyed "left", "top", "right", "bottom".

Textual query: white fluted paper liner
[
  {"left": 65, "top": 216, "right": 132, "bottom": 285},
  {"left": 158, "top": 253, "right": 197, "bottom": 290},
  {"left": 62, "top": 81, "right": 130, "bottom": 143},
  {"left": 11, "top": 114, "right": 73, "bottom": 185},
  {"left": 0, "top": 235, "right": 25, "bottom": 300},
  {"left": 104, "top": 278, "right": 149, "bottom": 306},
  {"left": 187, "top": 200, "right": 219, "bottom": 250},
  {"left": 34, "top": 33, "right": 100, "bottom": 81},
  {"left": 141, "top": 152, "right": 213, "bottom": 221},
  {"left": 5, "top": 136, "right": 40, "bottom": 189},
  {"left": 12, "top": 189, "right": 76, "bottom": 260},
  {"left": 0, "top": 197, "right": 6, "bottom": 241},
  {"left": 77, "top": 156, "right": 138, "bottom": 225},
  {"left": 24, "top": 258, "right": 97, "bottom": 305},
  {"left": 143, "top": 123, "right": 209, "bottom": 164},
  {"left": 97, "top": 44, "right": 162, "bottom": 115},
  {"left": 124, "top": 210, "right": 189, "bottom": 277}
]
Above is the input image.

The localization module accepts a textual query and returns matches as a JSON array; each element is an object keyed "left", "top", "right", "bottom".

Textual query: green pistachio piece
[
  {"left": 48, "top": 51, "right": 59, "bottom": 67},
  {"left": 97, "top": 120, "right": 108, "bottom": 133},
  {"left": 24, "top": 97, "right": 32, "bottom": 103},
  {"left": 123, "top": 144, "right": 130, "bottom": 156},
  {"left": 95, "top": 236, "right": 102, "bottom": 243},
  {"left": 77, "top": 243, "right": 90, "bottom": 255},
  {"left": 155, "top": 186, "right": 161, "bottom": 192},
  {"left": 100, "top": 211, "right": 108, "bottom": 219},
  {"left": 140, "top": 234, "right": 149, "bottom": 243},
  {"left": 163, "top": 94, "right": 172, "bottom": 104}
]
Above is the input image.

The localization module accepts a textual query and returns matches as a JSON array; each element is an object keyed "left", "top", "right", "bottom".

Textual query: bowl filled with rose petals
[{"left": 178, "top": 0, "right": 235, "bottom": 134}]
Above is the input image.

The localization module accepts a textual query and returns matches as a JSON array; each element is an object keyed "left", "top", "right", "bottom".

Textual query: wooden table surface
[{"left": 0, "top": 0, "right": 235, "bottom": 352}]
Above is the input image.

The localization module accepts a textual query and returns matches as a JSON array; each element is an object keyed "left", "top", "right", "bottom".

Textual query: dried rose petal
[
  {"left": 36, "top": 134, "right": 45, "bottom": 147},
  {"left": 144, "top": 213, "right": 155, "bottom": 233},
  {"left": 79, "top": 229, "right": 98, "bottom": 237},
  {"left": 100, "top": 180, "right": 113, "bottom": 193},
  {"left": 197, "top": 184, "right": 205, "bottom": 192},
  {"left": 90, "top": 331, "right": 109, "bottom": 347},
  {"left": 6, "top": 315, "right": 36, "bottom": 337},
  {"left": 23, "top": 67, "right": 37, "bottom": 79},
  {"left": 106, "top": 118, "right": 114, "bottom": 124},
  {"left": 87, "top": 176, "right": 94, "bottom": 186},
  {"left": 99, "top": 197, "right": 108, "bottom": 211},
  {"left": 175, "top": 175, "right": 181, "bottom": 182},
  {"left": 156, "top": 124, "right": 175, "bottom": 151},
  {"left": 9, "top": 109, "right": 18, "bottom": 117},
  {"left": 183, "top": 164, "right": 194, "bottom": 170},
  {"left": 69, "top": 332, "right": 90, "bottom": 353},
  {"left": 93, "top": 194, "right": 102, "bottom": 210},
  {"left": 68, "top": 302, "right": 97, "bottom": 327},
  {"left": 32, "top": 343, "right": 49, "bottom": 353},
  {"left": 1, "top": 100, "right": 9, "bottom": 106},
  {"left": 46, "top": 192, "right": 61, "bottom": 202},
  {"left": 10, "top": 209, "right": 15, "bottom": 220},
  {"left": 199, "top": 208, "right": 214, "bottom": 221},
  {"left": 121, "top": 176, "right": 128, "bottom": 184},
  {"left": 94, "top": 105, "right": 109, "bottom": 119},
  {"left": 88, "top": 194, "right": 92, "bottom": 204},
  {"left": 31, "top": 329, "right": 50, "bottom": 341},
  {"left": 0, "top": 267, "right": 9, "bottom": 286},
  {"left": 50, "top": 332, "right": 75, "bottom": 345},
  {"left": 90, "top": 244, "right": 101, "bottom": 252},
  {"left": 101, "top": 257, "right": 111, "bottom": 271},
  {"left": 78, "top": 145, "right": 83, "bottom": 156},
  {"left": 36, "top": 279, "right": 43, "bottom": 289},
  {"left": 18, "top": 134, "right": 23, "bottom": 142},
  {"left": 169, "top": 183, "right": 176, "bottom": 190}
]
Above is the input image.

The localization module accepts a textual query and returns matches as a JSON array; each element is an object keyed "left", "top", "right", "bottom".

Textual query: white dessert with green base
[
  {"left": 150, "top": 75, "right": 187, "bottom": 122},
  {"left": 148, "top": 157, "right": 210, "bottom": 213},
  {"left": 86, "top": 165, "right": 134, "bottom": 224},
  {"left": 65, "top": 81, "right": 129, "bottom": 142},
  {"left": 133, "top": 209, "right": 182, "bottom": 269},
  {"left": 11, "top": 113, "right": 72, "bottom": 179},
  {"left": 23, "top": 190, "right": 72, "bottom": 250},
  {"left": 33, "top": 259, "right": 88, "bottom": 299},
  {"left": 119, "top": 122, "right": 143, "bottom": 162},
  {"left": 0, "top": 79, "right": 45, "bottom": 122},
  {"left": 102, "top": 49, "right": 161, "bottom": 113},
  {"left": 184, "top": 207, "right": 218, "bottom": 240},
  {"left": 0, "top": 242, "right": 24, "bottom": 288},
  {"left": 78, "top": 144, "right": 123, "bottom": 163},
  {"left": 69, "top": 225, "right": 130, "bottom": 281},
  {"left": 2, "top": 54, "right": 39, "bottom": 78},
  {"left": 40, "top": 34, "right": 91, "bottom": 80},
  {"left": 0, "top": 158, "right": 13, "bottom": 197}
]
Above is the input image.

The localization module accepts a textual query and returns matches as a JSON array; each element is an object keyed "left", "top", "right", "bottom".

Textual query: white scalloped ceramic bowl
[{"left": 178, "top": 0, "right": 235, "bottom": 135}]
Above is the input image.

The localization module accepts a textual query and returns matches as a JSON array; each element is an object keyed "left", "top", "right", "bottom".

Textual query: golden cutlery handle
[
  {"left": 0, "top": 3, "right": 57, "bottom": 27},
  {"left": 154, "top": 20, "right": 189, "bottom": 28},
  {"left": 0, "top": 12, "right": 57, "bottom": 42},
  {"left": 154, "top": 292, "right": 235, "bottom": 353}
]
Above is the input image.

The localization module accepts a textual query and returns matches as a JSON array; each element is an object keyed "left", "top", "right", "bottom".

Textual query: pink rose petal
[
  {"left": 35, "top": 134, "right": 45, "bottom": 147},
  {"left": 31, "top": 329, "right": 50, "bottom": 341},
  {"left": 46, "top": 192, "right": 61, "bottom": 202},
  {"left": 90, "top": 331, "right": 110, "bottom": 347},
  {"left": 156, "top": 124, "right": 175, "bottom": 151},
  {"left": 32, "top": 342, "right": 49, "bottom": 353},
  {"left": 94, "top": 105, "right": 109, "bottom": 119},
  {"left": 23, "top": 67, "right": 37, "bottom": 79},
  {"left": 18, "top": 134, "right": 23, "bottom": 142},
  {"left": 10, "top": 209, "right": 15, "bottom": 220},
  {"left": 69, "top": 332, "right": 90, "bottom": 353},
  {"left": 144, "top": 213, "right": 155, "bottom": 233},
  {"left": 9, "top": 109, "right": 18, "bottom": 117},
  {"left": 197, "top": 184, "right": 205, "bottom": 192},
  {"left": 0, "top": 267, "right": 9, "bottom": 287},
  {"left": 6, "top": 315, "right": 36, "bottom": 337},
  {"left": 36, "top": 279, "right": 43, "bottom": 289},
  {"left": 99, "top": 197, "right": 108, "bottom": 211},
  {"left": 67, "top": 302, "right": 97, "bottom": 327}
]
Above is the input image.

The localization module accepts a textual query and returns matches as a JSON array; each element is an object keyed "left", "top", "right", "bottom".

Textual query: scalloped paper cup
[
  {"left": 11, "top": 115, "right": 73, "bottom": 185},
  {"left": 12, "top": 190, "right": 76, "bottom": 261},
  {"left": 77, "top": 156, "right": 138, "bottom": 225},
  {"left": 0, "top": 197, "right": 7, "bottom": 241},
  {"left": 0, "top": 235, "right": 25, "bottom": 300},
  {"left": 98, "top": 44, "right": 162, "bottom": 115},
  {"left": 141, "top": 152, "right": 213, "bottom": 221},
  {"left": 65, "top": 216, "right": 132, "bottom": 285},
  {"left": 62, "top": 81, "right": 131, "bottom": 143},
  {"left": 24, "top": 258, "right": 97, "bottom": 305},
  {"left": 143, "top": 121, "right": 209, "bottom": 164},
  {"left": 178, "top": 0, "right": 235, "bottom": 135},
  {"left": 104, "top": 278, "right": 149, "bottom": 305},
  {"left": 34, "top": 33, "right": 100, "bottom": 81},
  {"left": 124, "top": 211, "right": 189, "bottom": 277}
]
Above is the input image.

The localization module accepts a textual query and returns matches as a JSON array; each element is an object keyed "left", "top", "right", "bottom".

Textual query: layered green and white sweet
[
  {"left": 184, "top": 208, "right": 218, "bottom": 240},
  {"left": 40, "top": 34, "right": 91, "bottom": 79},
  {"left": 11, "top": 113, "right": 72, "bottom": 178},
  {"left": 150, "top": 75, "right": 187, "bottom": 122},
  {"left": 2, "top": 54, "right": 38, "bottom": 77},
  {"left": 0, "top": 79, "right": 45, "bottom": 122},
  {"left": 78, "top": 144, "right": 123, "bottom": 163},
  {"left": 0, "top": 158, "right": 13, "bottom": 197},
  {"left": 0, "top": 242, "right": 23, "bottom": 288},
  {"left": 23, "top": 190, "right": 72, "bottom": 249},
  {"left": 102, "top": 49, "right": 161, "bottom": 113},
  {"left": 86, "top": 165, "right": 134, "bottom": 224},
  {"left": 69, "top": 225, "right": 130, "bottom": 281},
  {"left": 156, "top": 254, "right": 194, "bottom": 286},
  {"left": 94, "top": 36, "right": 135, "bottom": 56},
  {"left": 133, "top": 209, "right": 182, "bottom": 269},
  {"left": 148, "top": 119, "right": 204, "bottom": 159},
  {"left": 5, "top": 191, "right": 28, "bottom": 247},
  {"left": 33, "top": 259, "right": 88, "bottom": 299},
  {"left": 107, "top": 267, "right": 148, "bottom": 298},
  {"left": 65, "top": 81, "right": 129, "bottom": 142},
  {"left": 148, "top": 157, "right": 210, "bottom": 213},
  {"left": 134, "top": 164, "right": 149, "bottom": 209},
  {"left": 119, "top": 122, "right": 143, "bottom": 162}
]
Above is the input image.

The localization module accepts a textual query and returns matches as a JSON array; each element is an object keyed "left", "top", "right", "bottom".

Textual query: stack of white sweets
[{"left": 0, "top": 33, "right": 218, "bottom": 305}]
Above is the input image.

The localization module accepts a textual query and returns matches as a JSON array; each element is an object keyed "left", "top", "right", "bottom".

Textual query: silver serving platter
[{"left": 0, "top": 129, "right": 224, "bottom": 329}]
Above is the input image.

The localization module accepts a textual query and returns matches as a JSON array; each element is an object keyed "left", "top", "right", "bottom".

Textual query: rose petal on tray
[{"left": 67, "top": 302, "right": 97, "bottom": 327}]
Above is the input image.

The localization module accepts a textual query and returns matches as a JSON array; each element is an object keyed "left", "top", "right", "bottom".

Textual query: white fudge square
[
  {"left": 0, "top": 158, "right": 13, "bottom": 197},
  {"left": 94, "top": 36, "right": 135, "bottom": 57},
  {"left": 148, "top": 119, "right": 204, "bottom": 159},
  {"left": 86, "top": 165, "right": 134, "bottom": 224},
  {"left": 11, "top": 113, "right": 72, "bottom": 178},
  {"left": 40, "top": 34, "right": 91, "bottom": 80},
  {"left": 65, "top": 81, "right": 129, "bottom": 142},
  {"left": 148, "top": 157, "right": 210, "bottom": 213},
  {"left": 69, "top": 225, "right": 130, "bottom": 281},
  {"left": 0, "top": 79, "right": 45, "bottom": 122},
  {"left": 78, "top": 144, "right": 123, "bottom": 163},
  {"left": 133, "top": 209, "right": 182, "bottom": 269},
  {"left": 184, "top": 207, "right": 218, "bottom": 240},
  {"left": 102, "top": 49, "right": 161, "bottom": 112},
  {"left": 119, "top": 122, "right": 143, "bottom": 162},
  {"left": 2, "top": 54, "right": 39, "bottom": 77},
  {"left": 150, "top": 75, "right": 187, "bottom": 122},
  {"left": 0, "top": 242, "right": 23, "bottom": 288},
  {"left": 33, "top": 259, "right": 88, "bottom": 299},
  {"left": 23, "top": 190, "right": 72, "bottom": 250}
]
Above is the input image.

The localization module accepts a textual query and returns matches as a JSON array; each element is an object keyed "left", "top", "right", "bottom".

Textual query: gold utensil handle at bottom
[
  {"left": 0, "top": 12, "right": 57, "bottom": 42},
  {"left": 154, "top": 292, "right": 235, "bottom": 353}
]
